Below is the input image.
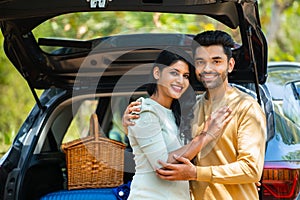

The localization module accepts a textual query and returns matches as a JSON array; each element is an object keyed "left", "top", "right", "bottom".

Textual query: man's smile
[{"left": 200, "top": 72, "right": 219, "bottom": 81}]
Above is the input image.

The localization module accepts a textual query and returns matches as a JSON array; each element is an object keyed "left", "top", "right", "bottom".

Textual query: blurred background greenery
[{"left": 0, "top": 0, "right": 300, "bottom": 155}]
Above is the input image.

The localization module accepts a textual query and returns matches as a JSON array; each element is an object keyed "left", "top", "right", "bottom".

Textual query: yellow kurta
[{"left": 190, "top": 87, "right": 266, "bottom": 200}]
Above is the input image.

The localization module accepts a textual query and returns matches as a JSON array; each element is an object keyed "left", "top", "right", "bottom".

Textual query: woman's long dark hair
[{"left": 147, "top": 47, "right": 196, "bottom": 143}]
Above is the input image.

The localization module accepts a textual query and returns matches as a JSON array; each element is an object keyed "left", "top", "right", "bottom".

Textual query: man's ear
[
  {"left": 228, "top": 57, "right": 235, "bottom": 73},
  {"left": 153, "top": 66, "right": 160, "bottom": 79}
]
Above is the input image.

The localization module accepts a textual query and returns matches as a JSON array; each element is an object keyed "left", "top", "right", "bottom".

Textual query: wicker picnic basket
[{"left": 62, "top": 113, "right": 126, "bottom": 190}]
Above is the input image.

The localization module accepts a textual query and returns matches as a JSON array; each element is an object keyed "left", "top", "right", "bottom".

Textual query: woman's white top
[{"left": 127, "top": 97, "right": 190, "bottom": 200}]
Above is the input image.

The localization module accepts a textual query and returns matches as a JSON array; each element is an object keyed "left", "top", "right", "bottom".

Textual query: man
[{"left": 124, "top": 30, "right": 266, "bottom": 200}]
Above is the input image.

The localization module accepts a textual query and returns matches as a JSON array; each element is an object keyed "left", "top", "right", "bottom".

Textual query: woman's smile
[{"left": 171, "top": 84, "right": 184, "bottom": 93}]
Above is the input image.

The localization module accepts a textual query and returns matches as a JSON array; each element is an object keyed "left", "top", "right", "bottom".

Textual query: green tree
[
  {"left": 259, "top": 0, "right": 300, "bottom": 61},
  {"left": 0, "top": 35, "right": 37, "bottom": 153}
]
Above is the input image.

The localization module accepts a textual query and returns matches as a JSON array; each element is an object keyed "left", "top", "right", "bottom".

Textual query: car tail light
[{"left": 262, "top": 168, "right": 300, "bottom": 199}]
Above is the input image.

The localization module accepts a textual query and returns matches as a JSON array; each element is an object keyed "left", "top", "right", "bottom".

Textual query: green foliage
[
  {"left": 0, "top": 35, "right": 37, "bottom": 153},
  {"left": 259, "top": 0, "right": 300, "bottom": 61}
]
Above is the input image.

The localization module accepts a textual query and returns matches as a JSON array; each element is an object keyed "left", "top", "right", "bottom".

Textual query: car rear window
[
  {"left": 32, "top": 11, "right": 241, "bottom": 54},
  {"left": 266, "top": 66, "right": 300, "bottom": 100}
]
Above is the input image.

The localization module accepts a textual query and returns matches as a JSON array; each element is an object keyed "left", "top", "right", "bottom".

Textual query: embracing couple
[{"left": 122, "top": 30, "right": 266, "bottom": 200}]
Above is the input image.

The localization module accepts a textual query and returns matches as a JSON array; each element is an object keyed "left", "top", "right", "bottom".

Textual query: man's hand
[
  {"left": 121, "top": 101, "right": 141, "bottom": 128},
  {"left": 156, "top": 155, "right": 197, "bottom": 181}
]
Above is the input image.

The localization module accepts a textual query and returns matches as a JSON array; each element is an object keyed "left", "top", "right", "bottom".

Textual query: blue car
[{"left": 262, "top": 62, "right": 300, "bottom": 200}]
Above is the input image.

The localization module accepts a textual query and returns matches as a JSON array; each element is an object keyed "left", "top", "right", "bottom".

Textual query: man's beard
[{"left": 200, "top": 71, "right": 228, "bottom": 89}]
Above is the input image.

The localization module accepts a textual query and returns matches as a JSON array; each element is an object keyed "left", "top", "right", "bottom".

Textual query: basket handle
[{"left": 90, "top": 113, "right": 99, "bottom": 141}]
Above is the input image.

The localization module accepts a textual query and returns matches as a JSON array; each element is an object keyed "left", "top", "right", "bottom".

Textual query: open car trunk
[
  {"left": 0, "top": 1, "right": 272, "bottom": 200},
  {"left": 0, "top": 0, "right": 267, "bottom": 91}
]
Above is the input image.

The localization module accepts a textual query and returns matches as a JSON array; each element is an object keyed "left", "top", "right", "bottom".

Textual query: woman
[{"left": 127, "top": 47, "right": 231, "bottom": 200}]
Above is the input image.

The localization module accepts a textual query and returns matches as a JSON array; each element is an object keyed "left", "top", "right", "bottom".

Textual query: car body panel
[
  {"left": 264, "top": 161, "right": 300, "bottom": 170},
  {"left": 262, "top": 62, "right": 300, "bottom": 200},
  {"left": 264, "top": 62, "right": 300, "bottom": 163}
]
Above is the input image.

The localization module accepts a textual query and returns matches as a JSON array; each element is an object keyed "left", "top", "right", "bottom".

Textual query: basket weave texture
[{"left": 62, "top": 113, "right": 126, "bottom": 190}]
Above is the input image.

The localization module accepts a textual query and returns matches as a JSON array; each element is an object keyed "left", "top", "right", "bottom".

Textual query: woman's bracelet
[{"left": 203, "top": 131, "right": 217, "bottom": 139}]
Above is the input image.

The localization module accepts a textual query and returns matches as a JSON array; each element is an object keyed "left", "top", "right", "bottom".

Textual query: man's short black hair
[{"left": 192, "top": 30, "right": 235, "bottom": 60}]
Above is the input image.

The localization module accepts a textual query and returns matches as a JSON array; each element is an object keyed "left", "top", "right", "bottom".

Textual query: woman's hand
[
  {"left": 121, "top": 101, "right": 142, "bottom": 129},
  {"left": 203, "top": 105, "right": 232, "bottom": 140}
]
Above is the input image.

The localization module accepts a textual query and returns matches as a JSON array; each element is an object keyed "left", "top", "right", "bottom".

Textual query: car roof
[{"left": 0, "top": 0, "right": 268, "bottom": 90}]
